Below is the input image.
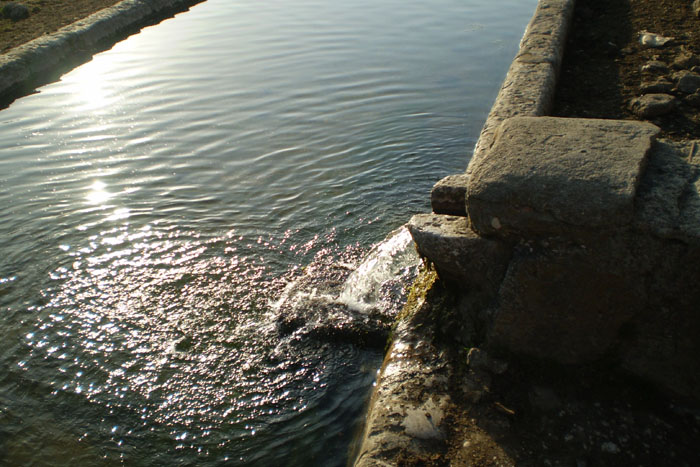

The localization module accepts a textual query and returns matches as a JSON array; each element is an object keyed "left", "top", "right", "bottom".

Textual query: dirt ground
[
  {"left": 554, "top": 0, "right": 700, "bottom": 140},
  {"left": 0, "top": 0, "right": 122, "bottom": 54}
]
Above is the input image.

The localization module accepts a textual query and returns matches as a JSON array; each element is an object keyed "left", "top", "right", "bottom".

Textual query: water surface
[{"left": 0, "top": 0, "right": 536, "bottom": 464}]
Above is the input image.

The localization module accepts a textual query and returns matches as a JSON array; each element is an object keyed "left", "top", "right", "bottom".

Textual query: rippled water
[{"left": 0, "top": 0, "right": 535, "bottom": 464}]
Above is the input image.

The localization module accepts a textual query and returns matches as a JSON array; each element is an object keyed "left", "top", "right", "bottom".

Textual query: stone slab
[
  {"left": 430, "top": 174, "right": 469, "bottom": 216},
  {"left": 354, "top": 272, "right": 453, "bottom": 467},
  {"left": 489, "top": 240, "right": 648, "bottom": 364},
  {"left": 469, "top": 61, "right": 557, "bottom": 172},
  {"left": 467, "top": 116, "right": 660, "bottom": 238},
  {"left": 634, "top": 139, "right": 700, "bottom": 243},
  {"left": 408, "top": 213, "right": 511, "bottom": 295}
]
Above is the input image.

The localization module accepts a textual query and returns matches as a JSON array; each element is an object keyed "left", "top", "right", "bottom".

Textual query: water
[{"left": 0, "top": 0, "right": 536, "bottom": 464}]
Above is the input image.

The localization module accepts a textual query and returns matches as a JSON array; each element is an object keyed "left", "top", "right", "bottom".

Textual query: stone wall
[
  {"left": 357, "top": 0, "right": 700, "bottom": 463},
  {"left": 415, "top": 121, "right": 700, "bottom": 399},
  {"left": 414, "top": 2, "right": 700, "bottom": 400},
  {"left": 0, "top": 0, "right": 205, "bottom": 108}
]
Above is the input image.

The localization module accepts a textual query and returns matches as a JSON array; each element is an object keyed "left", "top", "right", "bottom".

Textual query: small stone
[
  {"left": 640, "top": 78, "right": 674, "bottom": 94},
  {"left": 641, "top": 60, "right": 669, "bottom": 74},
  {"left": 431, "top": 174, "right": 469, "bottom": 216},
  {"left": 675, "top": 71, "right": 700, "bottom": 94},
  {"left": 629, "top": 93, "right": 676, "bottom": 118},
  {"left": 672, "top": 48, "right": 700, "bottom": 69},
  {"left": 693, "top": 0, "right": 700, "bottom": 18},
  {"left": 601, "top": 441, "right": 621, "bottom": 454},
  {"left": 638, "top": 31, "right": 673, "bottom": 48},
  {"left": 2, "top": 2, "right": 29, "bottom": 20},
  {"left": 685, "top": 92, "right": 700, "bottom": 107},
  {"left": 466, "top": 347, "right": 508, "bottom": 374}
]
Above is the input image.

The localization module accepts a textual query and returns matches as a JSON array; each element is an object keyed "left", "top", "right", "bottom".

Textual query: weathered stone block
[
  {"left": 470, "top": 62, "right": 557, "bottom": 169},
  {"left": 634, "top": 140, "right": 700, "bottom": 242},
  {"left": 430, "top": 174, "right": 469, "bottom": 216},
  {"left": 488, "top": 241, "right": 647, "bottom": 364},
  {"left": 618, "top": 243, "right": 700, "bottom": 399},
  {"left": 468, "top": 116, "right": 660, "bottom": 238},
  {"left": 408, "top": 213, "right": 511, "bottom": 295}
]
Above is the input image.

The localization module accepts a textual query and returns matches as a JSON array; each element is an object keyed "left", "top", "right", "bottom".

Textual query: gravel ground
[{"left": 554, "top": 0, "right": 700, "bottom": 140}]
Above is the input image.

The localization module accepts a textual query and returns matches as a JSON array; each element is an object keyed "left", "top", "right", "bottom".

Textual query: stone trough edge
[
  {"left": 468, "top": 0, "right": 575, "bottom": 174},
  {"left": 0, "top": 0, "right": 206, "bottom": 108},
  {"left": 352, "top": 0, "right": 575, "bottom": 465}
]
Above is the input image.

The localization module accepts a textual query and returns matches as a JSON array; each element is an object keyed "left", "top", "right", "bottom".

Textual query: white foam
[{"left": 338, "top": 225, "right": 419, "bottom": 312}]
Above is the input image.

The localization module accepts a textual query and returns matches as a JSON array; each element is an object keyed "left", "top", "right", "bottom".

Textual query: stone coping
[
  {"left": 431, "top": 0, "right": 574, "bottom": 216},
  {"left": 468, "top": 0, "right": 575, "bottom": 174},
  {"left": 467, "top": 116, "right": 660, "bottom": 239},
  {"left": 0, "top": 0, "right": 205, "bottom": 108}
]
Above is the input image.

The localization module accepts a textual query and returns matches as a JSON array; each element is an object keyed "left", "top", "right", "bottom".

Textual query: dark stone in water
[
  {"left": 276, "top": 295, "right": 393, "bottom": 348},
  {"left": 274, "top": 263, "right": 398, "bottom": 348}
]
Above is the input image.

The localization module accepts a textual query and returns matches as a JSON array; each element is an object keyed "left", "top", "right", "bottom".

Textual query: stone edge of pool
[
  {"left": 352, "top": 1, "right": 575, "bottom": 464},
  {"left": 0, "top": 0, "right": 205, "bottom": 109},
  {"left": 354, "top": 0, "right": 700, "bottom": 462}
]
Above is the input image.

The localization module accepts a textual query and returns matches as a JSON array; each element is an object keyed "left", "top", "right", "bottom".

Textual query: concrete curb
[{"left": 0, "top": 0, "right": 205, "bottom": 108}]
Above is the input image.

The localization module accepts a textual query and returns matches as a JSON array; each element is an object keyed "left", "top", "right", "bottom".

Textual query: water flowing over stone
[{"left": 274, "top": 226, "right": 420, "bottom": 347}]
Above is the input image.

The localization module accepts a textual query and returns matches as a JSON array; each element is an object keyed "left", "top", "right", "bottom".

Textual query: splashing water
[
  {"left": 338, "top": 226, "right": 420, "bottom": 313},
  {"left": 272, "top": 226, "right": 420, "bottom": 347}
]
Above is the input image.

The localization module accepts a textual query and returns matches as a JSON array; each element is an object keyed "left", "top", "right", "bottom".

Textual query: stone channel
[{"left": 354, "top": 0, "right": 700, "bottom": 464}]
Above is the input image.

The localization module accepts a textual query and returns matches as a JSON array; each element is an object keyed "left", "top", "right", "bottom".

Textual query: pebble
[
  {"left": 675, "top": 71, "right": 700, "bottom": 94},
  {"left": 641, "top": 78, "right": 674, "bottom": 94},
  {"left": 641, "top": 60, "right": 670, "bottom": 74},
  {"left": 672, "top": 49, "right": 700, "bottom": 69},
  {"left": 693, "top": 0, "right": 700, "bottom": 18},
  {"left": 638, "top": 31, "right": 673, "bottom": 48},
  {"left": 685, "top": 92, "right": 700, "bottom": 107},
  {"left": 2, "top": 2, "right": 29, "bottom": 20},
  {"left": 630, "top": 93, "right": 676, "bottom": 118},
  {"left": 601, "top": 441, "right": 621, "bottom": 454}
]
